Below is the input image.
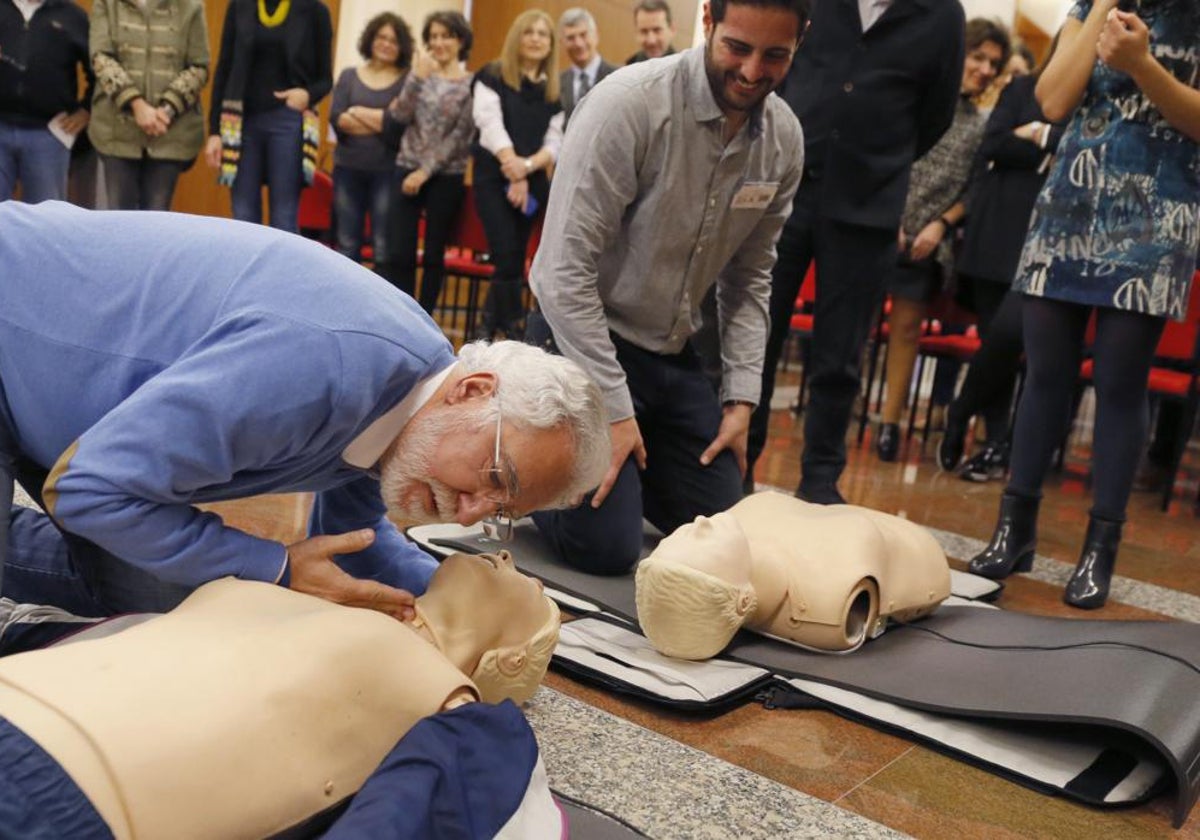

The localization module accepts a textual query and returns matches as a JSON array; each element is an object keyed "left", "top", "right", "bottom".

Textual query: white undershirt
[
  {"left": 12, "top": 0, "right": 44, "bottom": 23},
  {"left": 858, "top": 0, "right": 893, "bottom": 31},
  {"left": 341, "top": 365, "right": 456, "bottom": 471}
]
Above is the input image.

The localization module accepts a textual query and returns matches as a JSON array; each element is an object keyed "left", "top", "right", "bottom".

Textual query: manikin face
[
  {"left": 519, "top": 17, "right": 553, "bottom": 66},
  {"left": 702, "top": 2, "right": 800, "bottom": 120},
  {"left": 378, "top": 377, "right": 576, "bottom": 527},
  {"left": 648, "top": 512, "right": 753, "bottom": 587},
  {"left": 426, "top": 21, "right": 461, "bottom": 66},
  {"left": 635, "top": 9, "right": 674, "bottom": 58},
  {"left": 962, "top": 39, "right": 1004, "bottom": 96},
  {"left": 424, "top": 552, "right": 551, "bottom": 651},
  {"left": 371, "top": 24, "right": 401, "bottom": 66},
  {"left": 562, "top": 22, "right": 597, "bottom": 68}
]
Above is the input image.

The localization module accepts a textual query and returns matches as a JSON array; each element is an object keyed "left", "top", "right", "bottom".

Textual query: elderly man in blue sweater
[{"left": 0, "top": 201, "right": 608, "bottom": 617}]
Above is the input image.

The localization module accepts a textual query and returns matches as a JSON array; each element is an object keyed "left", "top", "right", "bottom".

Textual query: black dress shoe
[
  {"left": 938, "top": 407, "right": 968, "bottom": 471},
  {"left": 875, "top": 423, "right": 900, "bottom": 462},
  {"left": 1063, "top": 516, "right": 1122, "bottom": 609},
  {"left": 795, "top": 482, "right": 846, "bottom": 505},
  {"left": 968, "top": 492, "right": 1039, "bottom": 580}
]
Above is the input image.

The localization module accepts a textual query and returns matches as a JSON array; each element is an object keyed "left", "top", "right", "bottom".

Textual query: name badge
[{"left": 731, "top": 182, "right": 779, "bottom": 210}]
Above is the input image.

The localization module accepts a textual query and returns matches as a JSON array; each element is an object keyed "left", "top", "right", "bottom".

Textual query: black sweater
[{"left": 0, "top": 0, "right": 92, "bottom": 126}]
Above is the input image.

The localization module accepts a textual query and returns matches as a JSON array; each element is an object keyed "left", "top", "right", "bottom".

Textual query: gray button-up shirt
[{"left": 530, "top": 46, "right": 804, "bottom": 421}]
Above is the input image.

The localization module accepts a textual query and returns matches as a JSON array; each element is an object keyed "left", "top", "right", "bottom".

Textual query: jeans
[
  {"left": 383, "top": 169, "right": 466, "bottom": 312},
  {"left": 530, "top": 327, "right": 743, "bottom": 575},
  {"left": 232, "top": 107, "right": 303, "bottom": 233},
  {"left": 0, "top": 119, "right": 70, "bottom": 203},
  {"left": 0, "top": 437, "right": 193, "bottom": 616},
  {"left": 100, "top": 154, "right": 185, "bottom": 211},
  {"left": 333, "top": 165, "right": 392, "bottom": 264}
]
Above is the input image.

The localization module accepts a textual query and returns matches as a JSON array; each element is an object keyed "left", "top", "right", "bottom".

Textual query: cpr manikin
[
  {"left": 635, "top": 493, "right": 950, "bottom": 659},
  {"left": 0, "top": 551, "right": 557, "bottom": 840}
]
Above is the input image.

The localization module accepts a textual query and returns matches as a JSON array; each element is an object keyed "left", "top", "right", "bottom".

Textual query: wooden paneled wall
[{"left": 467, "top": 0, "right": 699, "bottom": 73}]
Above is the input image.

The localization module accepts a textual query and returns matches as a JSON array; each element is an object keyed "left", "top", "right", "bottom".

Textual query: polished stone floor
[{"left": 186, "top": 367, "right": 1197, "bottom": 839}]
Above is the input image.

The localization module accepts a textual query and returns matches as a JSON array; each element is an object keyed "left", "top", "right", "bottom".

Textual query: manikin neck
[{"left": 408, "top": 601, "right": 479, "bottom": 677}]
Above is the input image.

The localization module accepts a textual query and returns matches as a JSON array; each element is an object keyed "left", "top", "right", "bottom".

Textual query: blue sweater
[{"left": 0, "top": 202, "right": 455, "bottom": 592}]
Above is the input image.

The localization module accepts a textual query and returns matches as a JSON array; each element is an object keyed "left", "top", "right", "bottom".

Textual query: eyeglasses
[{"left": 480, "top": 399, "right": 518, "bottom": 542}]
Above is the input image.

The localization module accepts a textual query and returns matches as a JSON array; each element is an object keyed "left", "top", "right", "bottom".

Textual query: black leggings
[{"left": 1007, "top": 296, "right": 1165, "bottom": 521}]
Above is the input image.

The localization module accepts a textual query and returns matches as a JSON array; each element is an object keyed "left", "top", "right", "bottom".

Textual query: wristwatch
[
  {"left": 160, "top": 102, "right": 178, "bottom": 120},
  {"left": 523, "top": 157, "right": 533, "bottom": 173}
]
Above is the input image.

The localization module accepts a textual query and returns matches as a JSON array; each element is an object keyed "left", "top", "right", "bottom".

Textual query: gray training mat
[{"left": 408, "top": 521, "right": 1199, "bottom": 826}]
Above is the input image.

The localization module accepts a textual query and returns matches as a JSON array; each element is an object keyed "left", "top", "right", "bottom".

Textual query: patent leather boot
[
  {"left": 1063, "top": 517, "right": 1122, "bottom": 610},
  {"left": 968, "top": 492, "right": 1038, "bottom": 580}
]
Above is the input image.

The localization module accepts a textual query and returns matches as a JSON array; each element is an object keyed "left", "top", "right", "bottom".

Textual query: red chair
[
  {"left": 909, "top": 295, "right": 980, "bottom": 444},
  {"left": 439, "top": 185, "right": 544, "bottom": 342},
  {"left": 1076, "top": 273, "right": 1200, "bottom": 510},
  {"left": 780, "top": 265, "right": 816, "bottom": 413},
  {"left": 298, "top": 169, "right": 334, "bottom": 245}
]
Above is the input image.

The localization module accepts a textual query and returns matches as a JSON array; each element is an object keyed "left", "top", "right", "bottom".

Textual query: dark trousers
[
  {"left": 948, "top": 281, "right": 1023, "bottom": 445},
  {"left": 530, "top": 328, "right": 743, "bottom": 575},
  {"left": 0, "top": 438, "right": 192, "bottom": 617},
  {"left": 332, "top": 165, "right": 392, "bottom": 265},
  {"left": 100, "top": 154, "right": 185, "bottom": 211},
  {"left": 748, "top": 185, "right": 897, "bottom": 489},
  {"left": 383, "top": 169, "right": 465, "bottom": 313},
  {"left": 473, "top": 176, "right": 545, "bottom": 333}
]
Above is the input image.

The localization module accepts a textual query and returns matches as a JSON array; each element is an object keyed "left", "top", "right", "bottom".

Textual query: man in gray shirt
[{"left": 528, "top": 0, "right": 807, "bottom": 574}]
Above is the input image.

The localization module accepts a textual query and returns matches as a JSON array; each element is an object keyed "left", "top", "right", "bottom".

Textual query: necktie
[{"left": 577, "top": 71, "right": 591, "bottom": 102}]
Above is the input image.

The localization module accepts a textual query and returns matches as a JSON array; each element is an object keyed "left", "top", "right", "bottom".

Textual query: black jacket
[
  {"left": 957, "top": 75, "right": 1066, "bottom": 286},
  {"left": 0, "top": 0, "right": 91, "bottom": 126},
  {"left": 780, "top": 0, "right": 964, "bottom": 229},
  {"left": 208, "top": 0, "right": 332, "bottom": 134}
]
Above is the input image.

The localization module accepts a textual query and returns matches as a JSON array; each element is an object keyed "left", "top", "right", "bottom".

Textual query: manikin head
[
  {"left": 378, "top": 340, "right": 609, "bottom": 531},
  {"left": 414, "top": 551, "right": 560, "bottom": 703},
  {"left": 633, "top": 0, "right": 675, "bottom": 59},
  {"left": 560, "top": 7, "right": 599, "bottom": 69},
  {"left": 635, "top": 513, "right": 757, "bottom": 660}
]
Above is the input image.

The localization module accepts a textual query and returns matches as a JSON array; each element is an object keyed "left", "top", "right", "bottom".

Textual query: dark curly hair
[
  {"left": 358, "top": 12, "right": 414, "bottom": 69},
  {"left": 422, "top": 10, "right": 473, "bottom": 62}
]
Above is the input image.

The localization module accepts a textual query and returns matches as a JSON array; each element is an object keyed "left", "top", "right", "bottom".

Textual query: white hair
[
  {"left": 559, "top": 7, "right": 597, "bottom": 35},
  {"left": 456, "top": 340, "right": 610, "bottom": 508}
]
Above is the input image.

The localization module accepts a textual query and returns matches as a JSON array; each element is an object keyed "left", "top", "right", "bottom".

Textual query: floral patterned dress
[{"left": 1014, "top": 0, "right": 1200, "bottom": 321}]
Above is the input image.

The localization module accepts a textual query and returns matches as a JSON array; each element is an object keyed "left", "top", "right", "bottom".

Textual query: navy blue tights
[{"left": 1007, "top": 296, "right": 1165, "bottom": 521}]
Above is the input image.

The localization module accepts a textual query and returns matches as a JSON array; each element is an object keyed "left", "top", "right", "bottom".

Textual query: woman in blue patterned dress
[{"left": 969, "top": 0, "right": 1199, "bottom": 608}]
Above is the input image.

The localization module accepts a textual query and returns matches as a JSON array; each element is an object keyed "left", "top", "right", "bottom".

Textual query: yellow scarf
[{"left": 257, "top": 0, "right": 289, "bottom": 28}]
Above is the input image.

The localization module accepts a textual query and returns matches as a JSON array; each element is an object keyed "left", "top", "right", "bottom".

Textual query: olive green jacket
[{"left": 88, "top": 0, "right": 209, "bottom": 161}]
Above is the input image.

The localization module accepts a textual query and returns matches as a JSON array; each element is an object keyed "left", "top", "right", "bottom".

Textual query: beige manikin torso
[{"left": 0, "top": 579, "right": 476, "bottom": 839}]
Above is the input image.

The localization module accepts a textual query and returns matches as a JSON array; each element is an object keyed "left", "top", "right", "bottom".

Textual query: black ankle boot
[
  {"left": 876, "top": 422, "right": 900, "bottom": 462},
  {"left": 968, "top": 492, "right": 1039, "bottom": 580},
  {"left": 1063, "top": 516, "right": 1122, "bottom": 610}
]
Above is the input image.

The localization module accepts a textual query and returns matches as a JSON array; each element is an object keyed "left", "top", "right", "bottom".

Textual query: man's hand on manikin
[
  {"left": 591, "top": 416, "right": 647, "bottom": 508},
  {"left": 701, "top": 402, "right": 751, "bottom": 477},
  {"left": 286, "top": 529, "right": 415, "bottom": 620}
]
